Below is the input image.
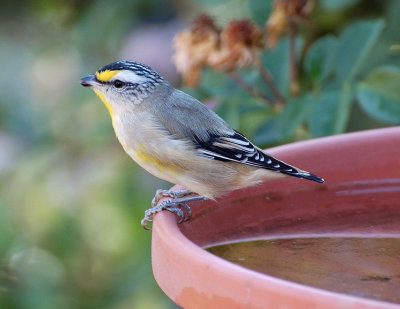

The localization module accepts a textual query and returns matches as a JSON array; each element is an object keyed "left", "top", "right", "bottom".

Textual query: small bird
[{"left": 81, "top": 60, "right": 324, "bottom": 229}]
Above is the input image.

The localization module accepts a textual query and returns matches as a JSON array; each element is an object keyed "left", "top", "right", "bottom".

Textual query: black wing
[{"left": 194, "top": 130, "right": 324, "bottom": 183}]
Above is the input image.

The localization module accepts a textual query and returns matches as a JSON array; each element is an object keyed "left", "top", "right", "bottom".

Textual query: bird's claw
[
  {"left": 141, "top": 200, "right": 192, "bottom": 230},
  {"left": 141, "top": 217, "right": 152, "bottom": 231},
  {"left": 142, "top": 192, "right": 208, "bottom": 230},
  {"left": 166, "top": 203, "right": 191, "bottom": 223},
  {"left": 151, "top": 189, "right": 193, "bottom": 207}
]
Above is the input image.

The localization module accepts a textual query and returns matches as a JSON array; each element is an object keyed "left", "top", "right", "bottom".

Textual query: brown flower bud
[
  {"left": 172, "top": 14, "right": 219, "bottom": 86},
  {"left": 280, "top": 0, "right": 314, "bottom": 17},
  {"left": 265, "top": 2, "right": 288, "bottom": 48},
  {"left": 266, "top": 0, "right": 314, "bottom": 48},
  {"left": 208, "top": 20, "right": 262, "bottom": 71}
]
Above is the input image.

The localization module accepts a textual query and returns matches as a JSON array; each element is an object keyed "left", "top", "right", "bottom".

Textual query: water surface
[{"left": 207, "top": 236, "right": 400, "bottom": 303}]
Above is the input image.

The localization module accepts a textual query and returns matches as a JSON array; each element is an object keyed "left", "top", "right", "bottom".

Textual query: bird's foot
[
  {"left": 151, "top": 189, "right": 193, "bottom": 207},
  {"left": 141, "top": 194, "right": 208, "bottom": 230}
]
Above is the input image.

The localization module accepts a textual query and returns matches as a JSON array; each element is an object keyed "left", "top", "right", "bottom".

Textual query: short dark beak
[{"left": 80, "top": 75, "right": 98, "bottom": 87}]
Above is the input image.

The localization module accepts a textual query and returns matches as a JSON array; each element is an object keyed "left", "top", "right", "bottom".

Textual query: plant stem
[
  {"left": 227, "top": 71, "right": 275, "bottom": 105},
  {"left": 288, "top": 18, "right": 300, "bottom": 96},
  {"left": 254, "top": 56, "right": 286, "bottom": 105}
]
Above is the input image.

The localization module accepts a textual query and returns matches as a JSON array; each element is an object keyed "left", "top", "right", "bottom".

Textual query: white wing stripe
[
  {"left": 212, "top": 141, "right": 255, "bottom": 153},
  {"left": 219, "top": 136, "right": 250, "bottom": 146}
]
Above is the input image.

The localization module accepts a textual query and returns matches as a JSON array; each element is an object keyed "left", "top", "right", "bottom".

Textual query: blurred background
[{"left": 0, "top": 0, "right": 399, "bottom": 308}]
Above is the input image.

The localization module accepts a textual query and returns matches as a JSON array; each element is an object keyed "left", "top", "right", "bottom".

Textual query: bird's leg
[
  {"left": 151, "top": 189, "right": 193, "bottom": 207},
  {"left": 141, "top": 194, "right": 208, "bottom": 230}
]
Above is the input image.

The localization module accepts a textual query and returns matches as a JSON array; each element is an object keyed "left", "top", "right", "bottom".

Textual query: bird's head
[{"left": 80, "top": 60, "right": 163, "bottom": 116}]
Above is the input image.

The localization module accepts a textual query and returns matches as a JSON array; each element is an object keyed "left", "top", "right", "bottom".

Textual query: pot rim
[{"left": 152, "top": 127, "right": 400, "bottom": 309}]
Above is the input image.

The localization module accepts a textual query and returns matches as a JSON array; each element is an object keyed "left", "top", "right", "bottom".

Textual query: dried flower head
[
  {"left": 280, "top": 0, "right": 314, "bottom": 18},
  {"left": 172, "top": 14, "right": 219, "bottom": 86},
  {"left": 265, "top": 2, "right": 288, "bottom": 48},
  {"left": 266, "top": 0, "right": 314, "bottom": 48},
  {"left": 191, "top": 14, "right": 218, "bottom": 32},
  {"left": 208, "top": 20, "right": 262, "bottom": 71}
]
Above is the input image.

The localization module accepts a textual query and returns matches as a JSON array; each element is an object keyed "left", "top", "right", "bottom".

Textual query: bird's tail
[
  {"left": 259, "top": 151, "right": 324, "bottom": 184},
  {"left": 282, "top": 167, "right": 324, "bottom": 183}
]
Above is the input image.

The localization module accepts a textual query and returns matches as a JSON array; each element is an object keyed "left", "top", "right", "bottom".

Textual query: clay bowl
[{"left": 151, "top": 127, "right": 400, "bottom": 309}]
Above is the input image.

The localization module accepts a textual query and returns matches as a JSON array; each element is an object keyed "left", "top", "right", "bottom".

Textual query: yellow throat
[{"left": 93, "top": 69, "right": 122, "bottom": 117}]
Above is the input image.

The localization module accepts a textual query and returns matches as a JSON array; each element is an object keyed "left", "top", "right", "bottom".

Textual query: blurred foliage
[
  {"left": 1, "top": 1, "right": 180, "bottom": 308},
  {"left": 0, "top": 0, "right": 399, "bottom": 308},
  {"left": 184, "top": 0, "right": 400, "bottom": 145}
]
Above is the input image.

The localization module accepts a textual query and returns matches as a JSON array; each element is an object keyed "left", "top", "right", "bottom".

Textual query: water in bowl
[{"left": 207, "top": 236, "right": 400, "bottom": 303}]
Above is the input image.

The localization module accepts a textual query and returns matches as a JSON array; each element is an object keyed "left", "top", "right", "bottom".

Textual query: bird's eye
[{"left": 113, "top": 80, "right": 124, "bottom": 88}]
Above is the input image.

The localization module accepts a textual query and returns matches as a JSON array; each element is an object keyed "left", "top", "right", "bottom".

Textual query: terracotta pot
[{"left": 151, "top": 127, "right": 400, "bottom": 309}]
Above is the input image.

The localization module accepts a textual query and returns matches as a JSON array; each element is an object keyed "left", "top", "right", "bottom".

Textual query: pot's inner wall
[{"left": 180, "top": 178, "right": 400, "bottom": 247}]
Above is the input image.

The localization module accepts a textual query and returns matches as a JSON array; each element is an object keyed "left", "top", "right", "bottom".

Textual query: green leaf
[
  {"left": 238, "top": 104, "right": 276, "bottom": 138},
  {"left": 335, "top": 19, "right": 385, "bottom": 82},
  {"left": 193, "top": 0, "right": 230, "bottom": 6},
  {"left": 249, "top": 0, "right": 273, "bottom": 25},
  {"left": 198, "top": 68, "right": 233, "bottom": 98},
  {"left": 279, "top": 94, "right": 314, "bottom": 136},
  {"left": 308, "top": 87, "right": 353, "bottom": 137},
  {"left": 254, "top": 94, "right": 313, "bottom": 145},
  {"left": 356, "top": 66, "right": 400, "bottom": 124},
  {"left": 385, "top": 0, "right": 400, "bottom": 41},
  {"left": 260, "top": 37, "right": 303, "bottom": 96},
  {"left": 202, "top": 0, "right": 252, "bottom": 21},
  {"left": 304, "top": 35, "right": 337, "bottom": 85},
  {"left": 253, "top": 117, "right": 282, "bottom": 145},
  {"left": 319, "top": 0, "right": 360, "bottom": 11},
  {"left": 216, "top": 97, "right": 240, "bottom": 130}
]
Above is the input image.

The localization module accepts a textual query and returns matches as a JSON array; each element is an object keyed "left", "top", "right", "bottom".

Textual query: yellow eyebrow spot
[{"left": 95, "top": 69, "right": 122, "bottom": 82}]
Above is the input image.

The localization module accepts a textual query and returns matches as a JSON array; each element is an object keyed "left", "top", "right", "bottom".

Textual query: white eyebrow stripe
[{"left": 112, "top": 70, "right": 147, "bottom": 83}]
